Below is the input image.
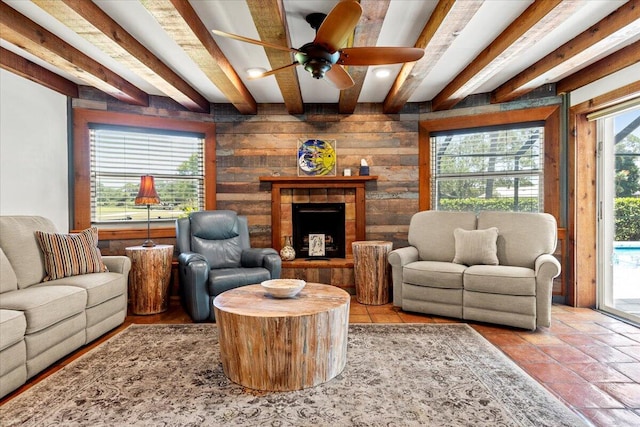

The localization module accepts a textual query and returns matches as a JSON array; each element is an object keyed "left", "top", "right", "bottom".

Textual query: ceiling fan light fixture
[
  {"left": 246, "top": 67, "right": 267, "bottom": 78},
  {"left": 214, "top": 0, "right": 423, "bottom": 89},
  {"left": 374, "top": 68, "right": 391, "bottom": 78},
  {"left": 304, "top": 58, "right": 333, "bottom": 79}
]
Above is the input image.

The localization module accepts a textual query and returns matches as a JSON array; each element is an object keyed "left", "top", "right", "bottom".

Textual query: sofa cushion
[
  {"left": 477, "top": 211, "right": 557, "bottom": 269},
  {"left": 452, "top": 227, "right": 499, "bottom": 266},
  {"left": 35, "top": 227, "right": 107, "bottom": 281},
  {"left": 403, "top": 261, "right": 466, "bottom": 289},
  {"left": 0, "top": 309, "right": 26, "bottom": 351},
  {"left": 0, "top": 248, "right": 18, "bottom": 293},
  {"left": 408, "top": 211, "right": 477, "bottom": 263},
  {"left": 463, "top": 265, "right": 536, "bottom": 296},
  {"left": 0, "top": 286, "right": 87, "bottom": 334},
  {"left": 46, "top": 272, "right": 126, "bottom": 308},
  {"left": 0, "top": 216, "right": 57, "bottom": 288}
]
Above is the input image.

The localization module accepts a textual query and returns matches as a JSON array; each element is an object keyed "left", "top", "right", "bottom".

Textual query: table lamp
[{"left": 135, "top": 175, "right": 160, "bottom": 247}]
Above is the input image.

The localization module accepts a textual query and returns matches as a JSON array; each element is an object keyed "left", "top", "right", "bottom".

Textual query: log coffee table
[{"left": 213, "top": 282, "right": 350, "bottom": 391}]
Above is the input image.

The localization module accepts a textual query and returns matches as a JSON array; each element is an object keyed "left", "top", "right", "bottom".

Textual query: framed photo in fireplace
[
  {"left": 297, "top": 139, "right": 337, "bottom": 177},
  {"left": 308, "top": 234, "right": 326, "bottom": 257}
]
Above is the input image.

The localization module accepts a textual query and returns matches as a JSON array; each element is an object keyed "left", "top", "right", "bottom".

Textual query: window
[
  {"left": 430, "top": 123, "right": 544, "bottom": 212},
  {"left": 90, "top": 124, "right": 204, "bottom": 224}
]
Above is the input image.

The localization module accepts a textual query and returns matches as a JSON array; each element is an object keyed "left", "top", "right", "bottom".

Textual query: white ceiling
[{"left": 1, "top": 0, "right": 637, "bottom": 112}]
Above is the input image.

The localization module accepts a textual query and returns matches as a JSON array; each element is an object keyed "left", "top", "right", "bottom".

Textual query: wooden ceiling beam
[
  {"left": 141, "top": 0, "right": 257, "bottom": 115},
  {"left": 0, "top": 2, "right": 148, "bottom": 106},
  {"left": 246, "top": 0, "right": 303, "bottom": 115},
  {"left": 556, "top": 41, "right": 640, "bottom": 93},
  {"left": 338, "top": 0, "right": 390, "bottom": 114},
  {"left": 0, "top": 46, "right": 79, "bottom": 98},
  {"left": 492, "top": 0, "right": 640, "bottom": 104},
  {"left": 431, "top": 0, "right": 576, "bottom": 111},
  {"left": 33, "top": 0, "right": 209, "bottom": 113},
  {"left": 383, "top": 0, "right": 483, "bottom": 114},
  {"left": 557, "top": 39, "right": 640, "bottom": 94}
]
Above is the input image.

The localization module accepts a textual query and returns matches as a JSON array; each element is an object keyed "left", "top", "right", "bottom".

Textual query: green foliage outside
[
  {"left": 614, "top": 131, "right": 640, "bottom": 241},
  {"left": 438, "top": 198, "right": 539, "bottom": 213},
  {"left": 615, "top": 198, "right": 640, "bottom": 241}
]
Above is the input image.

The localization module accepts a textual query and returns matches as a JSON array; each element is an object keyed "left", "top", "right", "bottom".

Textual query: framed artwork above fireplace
[{"left": 297, "top": 139, "right": 337, "bottom": 177}]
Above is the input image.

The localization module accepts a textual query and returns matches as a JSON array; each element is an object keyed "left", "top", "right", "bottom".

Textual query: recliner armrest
[
  {"left": 178, "top": 252, "right": 211, "bottom": 322},
  {"left": 241, "top": 248, "right": 281, "bottom": 279},
  {"left": 178, "top": 252, "right": 208, "bottom": 267},
  {"left": 388, "top": 246, "right": 419, "bottom": 267}
]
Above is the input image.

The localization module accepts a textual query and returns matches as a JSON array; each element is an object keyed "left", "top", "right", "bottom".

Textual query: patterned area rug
[{"left": 1, "top": 324, "right": 589, "bottom": 426}]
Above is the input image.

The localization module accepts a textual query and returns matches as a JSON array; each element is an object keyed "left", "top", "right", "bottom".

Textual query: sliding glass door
[{"left": 597, "top": 105, "right": 640, "bottom": 324}]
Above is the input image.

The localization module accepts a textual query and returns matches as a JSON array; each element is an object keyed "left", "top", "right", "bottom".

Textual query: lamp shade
[{"left": 135, "top": 175, "right": 160, "bottom": 205}]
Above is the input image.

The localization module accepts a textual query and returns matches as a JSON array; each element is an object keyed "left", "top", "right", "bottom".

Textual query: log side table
[
  {"left": 125, "top": 245, "right": 173, "bottom": 315},
  {"left": 352, "top": 240, "right": 393, "bottom": 305},
  {"left": 213, "top": 283, "right": 350, "bottom": 391}
]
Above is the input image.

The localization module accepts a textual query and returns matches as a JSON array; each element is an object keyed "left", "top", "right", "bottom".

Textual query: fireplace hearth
[{"left": 293, "top": 203, "right": 345, "bottom": 259}]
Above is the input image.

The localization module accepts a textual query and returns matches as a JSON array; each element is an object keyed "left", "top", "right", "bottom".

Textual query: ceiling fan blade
[
  {"left": 249, "top": 62, "right": 300, "bottom": 79},
  {"left": 212, "top": 30, "right": 297, "bottom": 53},
  {"left": 314, "top": 1, "right": 362, "bottom": 52},
  {"left": 325, "top": 64, "right": 355, "bottom": 90},
  {"left": 339, "top": 47, "right": 425, "bottom": 65}
]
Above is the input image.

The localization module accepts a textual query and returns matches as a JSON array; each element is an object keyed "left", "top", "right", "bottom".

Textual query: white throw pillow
[{"left": 452, "top": 227, "right": 499, "bottom": 266}]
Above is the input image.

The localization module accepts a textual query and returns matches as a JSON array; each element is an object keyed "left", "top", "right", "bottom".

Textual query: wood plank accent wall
[{"left": 214, "top": 104, "right": 420, "bottom": 250}]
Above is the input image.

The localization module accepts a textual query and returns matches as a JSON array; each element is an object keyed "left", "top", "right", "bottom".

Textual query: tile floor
[
  {"left": 353, "top": 300, "right": 640, "bottom": 427},
  {"left": 3, "top": 298, "right": 640, "bottom": 426}
]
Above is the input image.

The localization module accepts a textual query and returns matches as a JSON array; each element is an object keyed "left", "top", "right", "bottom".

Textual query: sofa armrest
[
  {"left": 178, "top": 252, "right": 211, "bottom": 322},
  {"left": 241, "top": 248, "right": 282, "bottom": 279},
  {"left": 534, "top": 254, "right": 561, "bottom": 328},
  {"left": 102, "top": 256, "right": 131, "bottom": 276},
  {"left": 388, "top": 246, "right": 419, "bottom": 268},
  {"left": 535, "top": 254, "right": 561, "bottom": 281},
  {"left": 388, "top": 246, "right": 419, "bottom": 307}
]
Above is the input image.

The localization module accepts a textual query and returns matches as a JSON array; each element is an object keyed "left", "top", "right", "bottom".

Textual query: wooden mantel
[
  {"left": 259, "top": 176, "right": 378, "bottom": 186},
  {"left": 259, "top": 176, "right": 378, "bottom": 252}
]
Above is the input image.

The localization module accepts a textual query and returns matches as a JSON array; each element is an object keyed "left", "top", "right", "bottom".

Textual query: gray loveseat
[
  {"left": 389, "top": 211, "right": 561, "bottom": 330},
  {"left": 0, "top": 216, "right": 130, "bottom": 398}
]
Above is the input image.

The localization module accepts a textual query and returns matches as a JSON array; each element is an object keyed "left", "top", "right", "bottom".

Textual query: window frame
[
  {"left": 72, "top": 109, "right": 216, "bottom": 238},
  {"left": 419, "top": 105, "right": 562, "bottom": 220},
  {"left": 430, "top": 122, "right": 546, "bottom": 212}
]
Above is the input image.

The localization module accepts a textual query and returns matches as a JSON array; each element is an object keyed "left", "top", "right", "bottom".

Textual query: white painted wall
[{"left": 0, "top": 70, "right": 69, "bottom": 232}]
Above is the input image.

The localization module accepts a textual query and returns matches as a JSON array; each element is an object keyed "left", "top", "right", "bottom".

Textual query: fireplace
[
  {"left": 259, "top": 175, "right": 377, "bottom": 261},
  {"left": 293, "top": 203, "right": 345, "bottom": 258}
]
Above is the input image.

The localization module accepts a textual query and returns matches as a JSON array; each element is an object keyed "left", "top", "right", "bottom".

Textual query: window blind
[
  {"left": 431, "top": 123, "right": 544, "bottom": 212},
  {"left": 89, "top": 124, "right": 204, "bottom": 223}
]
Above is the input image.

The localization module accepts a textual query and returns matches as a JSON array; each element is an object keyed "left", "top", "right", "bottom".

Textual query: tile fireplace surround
[{"left": 259, "top": 176, "right": 377, "bottom": 260}]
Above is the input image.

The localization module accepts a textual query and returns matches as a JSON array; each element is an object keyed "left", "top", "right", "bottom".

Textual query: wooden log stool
[
  {"left": 125, "top": 245, "right": 173, "bottom": 315},
  {"left": 352, "top": 240, "right": 393, "bottom": 305}
]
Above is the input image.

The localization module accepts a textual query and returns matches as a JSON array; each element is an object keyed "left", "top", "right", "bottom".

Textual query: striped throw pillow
[{"left": 35, "top": 227, "right": 107, "bottom": 281}]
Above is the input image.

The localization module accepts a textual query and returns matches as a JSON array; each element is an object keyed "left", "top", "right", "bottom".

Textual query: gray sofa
[
  {"left": 0, "top": 216, "right": 130, "bottom": 398},
  {"left": 389, "top": 211, "right": 561, "bottom": 330}
]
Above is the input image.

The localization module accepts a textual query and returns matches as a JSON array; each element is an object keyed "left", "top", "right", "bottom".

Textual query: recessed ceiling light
[
  {"left": 374, "top": 68, "right": 391, "bottom": 78},
  {"left": 247, "top": 68, "right": 267, "bottom": 78}
]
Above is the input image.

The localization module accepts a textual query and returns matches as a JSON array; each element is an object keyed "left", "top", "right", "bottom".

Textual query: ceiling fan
[{"left": 212, "top": 0, "right": 425, "bottom": 90}]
